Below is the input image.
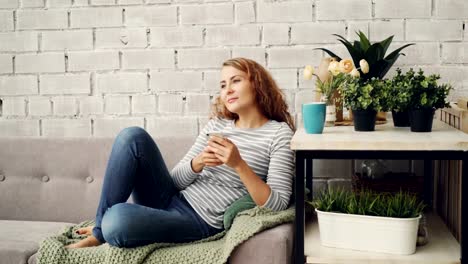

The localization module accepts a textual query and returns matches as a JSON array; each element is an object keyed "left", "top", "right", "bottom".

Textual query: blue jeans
[{"left": 91, "top": 127, "right": 222, "bottom": 248}]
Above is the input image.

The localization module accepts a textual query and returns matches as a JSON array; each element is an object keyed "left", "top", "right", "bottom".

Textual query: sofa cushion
[
  {"left": 230, "top": 222, "right": 293, "bottom": 264},
  {"left": 0, "top": 220, "right": 74, "bottom": 264}
]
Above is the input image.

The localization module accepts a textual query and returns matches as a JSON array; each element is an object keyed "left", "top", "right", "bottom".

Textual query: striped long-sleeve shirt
[{"left": 170, "top": 117, "right": 295, "bottom": 229}]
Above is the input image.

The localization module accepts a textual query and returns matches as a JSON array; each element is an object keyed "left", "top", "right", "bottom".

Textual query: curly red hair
[{"left": 211, "top": 57, "right": 296, "bottom": 131}]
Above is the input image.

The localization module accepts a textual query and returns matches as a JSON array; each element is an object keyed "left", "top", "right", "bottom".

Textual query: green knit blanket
[{"left": 37, "top": 206, "right": 294, "bottom": 264}]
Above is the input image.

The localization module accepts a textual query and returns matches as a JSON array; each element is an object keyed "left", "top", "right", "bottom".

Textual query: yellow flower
[
  {"left": 339, "top": 59, "right": 354, "bottom": 73},
  {"left": 359, "top": 59, "right": 369, "bottom": 74},
  {"left": 350, "top": 68, "right": 360, "bottom": 78},
  {"left": 303, "top": 65, "right": 314, "bottom": 80},
  {"left": 328, "top": 61, "right": 340, "bottom": 76}
]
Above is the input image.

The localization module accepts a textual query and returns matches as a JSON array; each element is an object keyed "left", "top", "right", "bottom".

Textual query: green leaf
[
  {"left": 357, "top": 30, "right": 371, "bottom": 52},
  {"left": 365, "top": 43, "right": 384, "bottom": 65},
  {"left": 384, "top": 43, "right": 415, "bottom": 61},
  {"left": 313, "top": 48, "right": 342, "bottom": 61},
  {"left": 379, "top": 35, "right": 394, "bottom": 56}
]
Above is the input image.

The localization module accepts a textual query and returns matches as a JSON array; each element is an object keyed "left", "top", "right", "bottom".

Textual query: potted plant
[
  {"left": 405, "top": 69, "right": 453, "bottom": 132},
  {"left": 307, "top": 188, "right": 426, "bottom": 255},
  {"left": 387, "top": 68, "right": 412, "bottom": 127},
  {"left": 316, "top": 31, "right": 415, "bottom": 122},
  {"left": 303, "top": 58, "right": 352, "bottom": 126},
  {"left": 340, "top": 76, "right": 390, "bottom": 131}
]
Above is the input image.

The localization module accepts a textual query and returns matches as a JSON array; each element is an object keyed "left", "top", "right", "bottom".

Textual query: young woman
[{"left": 65, "top": 57, "right": 296, "bottom": 249}]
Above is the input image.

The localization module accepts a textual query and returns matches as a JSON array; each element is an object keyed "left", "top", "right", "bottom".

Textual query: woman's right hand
[
  {"left": 192, "top": 147, "right": 223, "bottom": 172},
  {"left": 75, "top": 226, "right": 94, "bottom": 236}
]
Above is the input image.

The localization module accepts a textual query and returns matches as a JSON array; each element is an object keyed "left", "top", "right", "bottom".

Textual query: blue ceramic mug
[{"left": 302, "top": 102, "right": 326, "bottom": 134}]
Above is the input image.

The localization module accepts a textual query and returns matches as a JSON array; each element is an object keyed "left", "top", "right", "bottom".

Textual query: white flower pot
[
  {"left": 325, "top": 105, "right": 336, "bottom": 126},
  {"left": 315, "top": 209, "right": 421, "bottom": 255}
]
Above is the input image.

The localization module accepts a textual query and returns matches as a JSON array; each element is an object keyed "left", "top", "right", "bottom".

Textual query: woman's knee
[
  {"left": 101, "top": 203, "right": 132, "bottom": 247},
  {"left": 115, "top": 126, "right": 150, "bottom": 146}
]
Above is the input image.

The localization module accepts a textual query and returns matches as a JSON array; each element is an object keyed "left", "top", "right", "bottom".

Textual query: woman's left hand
[{"left": 206, "top": 136, "right": 244, "bottom": 170}]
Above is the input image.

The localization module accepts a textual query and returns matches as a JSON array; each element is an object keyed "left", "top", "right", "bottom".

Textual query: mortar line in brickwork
[
  {"left": 118, "top": 51, "right": 123, "bottom": 69},
  {"left": 38, "top": 33, "right": 42, "bottom": 52},
  {"left": 122, "top": 8, "right": 126, "bottom": 25},
  {"left": 371, "top": 0, "right": 375, "bottom": 18},
  {"left": 146, "top": 70, "right": 150, "bottom": 92},
  {"left": 129, "top": 95, "right": 133, "bottom": 115},
  {"left": 311, "top": 0, "right": 315, "bottom": 22},
  {"left": 146, "top": 28, "right": 150, "bottom": 48},
  {"left": 90, "top": 72, "right": 95, "bottom": 96},
  {"left": 39, "top": 119, "right": 42, "bottom": 136},
  {"left": 64, "top": 52, "right": 69, "bottom": 72},
  {"left": 174, "top": 50, "right": 178, "bottom": 70},
  {"left": 13, "top": 10, "right": 17, "bottom": 31},
  {"left": 91, "top": 118, "right": 94, "bottom": 136},
  {"left": 431, "top": 0, "right": 435, "bottom": 17},
  {"left": 92, "top": 29, "right": 96, "bottom": 49},
  {"left": 12, "top": 56, "right": 15, "bottom": 74},
  {"left": 67, "top": 10, "right": 71, "bottom": 28},
  {"left": 176, "top": 6, "right": 180, "bottom": 25}
]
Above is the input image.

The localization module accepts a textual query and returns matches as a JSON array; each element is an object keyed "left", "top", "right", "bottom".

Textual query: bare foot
[{"left": 65, "top": 235, "right": 103, "bottom": 249}]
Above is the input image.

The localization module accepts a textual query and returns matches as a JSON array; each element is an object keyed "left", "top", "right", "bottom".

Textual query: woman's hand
[
  {"left": 191, "top": 147, "right": 223, "bottom": 172},
  {"left": 206, "top": 136, "right": 244, "bottom": 170},
  {"left": 75, "top": 226, "right": 94, "bottom": 236}
]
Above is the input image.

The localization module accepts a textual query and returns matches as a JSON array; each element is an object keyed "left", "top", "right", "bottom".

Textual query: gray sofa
[{"left": 0, "top": 135, "right": 293, "bottom": 264}]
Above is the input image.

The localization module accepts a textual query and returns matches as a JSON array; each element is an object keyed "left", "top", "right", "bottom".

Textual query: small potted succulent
[
  {"left": 387, "top": 68, "right": 412, "bottom": 127},
  {"left": 406, "top": 69, "right": 453, "bottom": 132},
  {"left": 339, "top": 76, "right": 390, "bottom": 131},
  {"left": 307, "top": 188, "right": 426, "bottom": 255}
]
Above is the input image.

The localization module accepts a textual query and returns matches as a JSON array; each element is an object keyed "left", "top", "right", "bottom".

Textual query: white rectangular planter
[{"left": 315, "top": 209, "right": 421, "bottom": 255}]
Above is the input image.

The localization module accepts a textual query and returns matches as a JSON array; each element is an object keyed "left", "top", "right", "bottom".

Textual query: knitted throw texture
[{"left": 37, "top": 206, "right": 294, "bottom": 264}]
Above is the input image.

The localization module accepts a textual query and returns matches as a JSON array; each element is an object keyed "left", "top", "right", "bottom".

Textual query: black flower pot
[
  {"left": 409, "top": 108, "right": 435, "bottom": 132},
  {"left": 392, "top": 110, "right": 410, "bottom": 127},
  {"left": 352, "top": 109, "right": 377, "bottom": 131}
]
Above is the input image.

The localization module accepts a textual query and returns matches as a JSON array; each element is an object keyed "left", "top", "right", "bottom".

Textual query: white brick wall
[
  {"left": 0, "top": 0, "right": 465, "bottom": 157},
  {"left": 151, "top": 71, "right": 202, "bottom": 91},
  {"left": 0, "top": 76, "right": 37, "bottom": 95},
  {"left": 126, "top": 6, "right": 177, "bottom": 26},
  {"left": 0, "top": 32, "right": 37, "bottom": 52},
  {"left": 180, "top": 4, "right": 233, "bottom": 25},
  {"left": 258, "top": 1, "right": 312, "bottom": 23},
  {"left": 0, "top": 120, "right": 39, "bottom": 136},
  {"left": 96, "top": 28, "right": 148, "bottom": 49},
  {"left": 42, "top": 119, "right": 91, "bottom": 137},
  {"left": 0, "top": 54, "right": 12, "bottom": 74},
  {"left": 150, "top": 27, "right": 203, "bottom": 48},
  {"left": 1, "top": 97, "right": 26, "bottom": 116},
  {"left": 374, "top": 0, "right": 431, "bottom": 19},
  {"left": 93, "top": 117, "right": 144, "bottom": 137},
  {"left": 70, "top": 8, "right": 122, "bottom": 28},
  {"left": 40, "top": 74, "right": 90, "bottom": 95},
  {"left": 131, "top": 94, "right": 156, "bottom": 114},
  {"left": 52, "top": 96, "right": 77, "bottom": 116},
  {"left": 17, "top": 10, "right": 67, "bottom": 30},
  {"left": 122, "top": 50, "right": 174, "bottom": 69},
  {"left": 29, "top": 96, "right": 51, "bottom": 116},
  {"left": 104, "top": 95, "right": 130, "bottom": 115},
  {"left": 68, "top": 51, "right": 119, "bottom": 71},
  {"left": 16, "top": 53, "right": 65, "bottom": 73},
  {"left": 0, "top": 11, "right": 13, "bottom": 31},
  {"left": 97, "top": 72, "right": 147, "bottom": 94},
  {"left": 42, "top": 30, "right": 93, "bottom": 51}
]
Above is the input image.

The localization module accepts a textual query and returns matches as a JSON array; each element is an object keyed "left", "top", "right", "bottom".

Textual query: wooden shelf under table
[{"left": 305, "top": 212, "right": 460, "bottom": 264}]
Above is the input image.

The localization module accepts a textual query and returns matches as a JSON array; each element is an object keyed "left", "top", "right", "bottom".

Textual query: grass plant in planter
[
  {"left": 405, "top": 69, "right": 453, "bottom": 132},
  {"left": 307, "top": 188, "right": 426, "bottom": 255}
]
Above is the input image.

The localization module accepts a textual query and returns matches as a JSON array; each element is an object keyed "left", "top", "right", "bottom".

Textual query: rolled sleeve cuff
[{"left": 260, "top": 189, "right": 284, "bottom": 211}]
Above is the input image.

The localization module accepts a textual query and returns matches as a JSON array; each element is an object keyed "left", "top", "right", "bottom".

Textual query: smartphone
[{"left": 206, "top": 132, "right": 225, "bottom": 139}]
